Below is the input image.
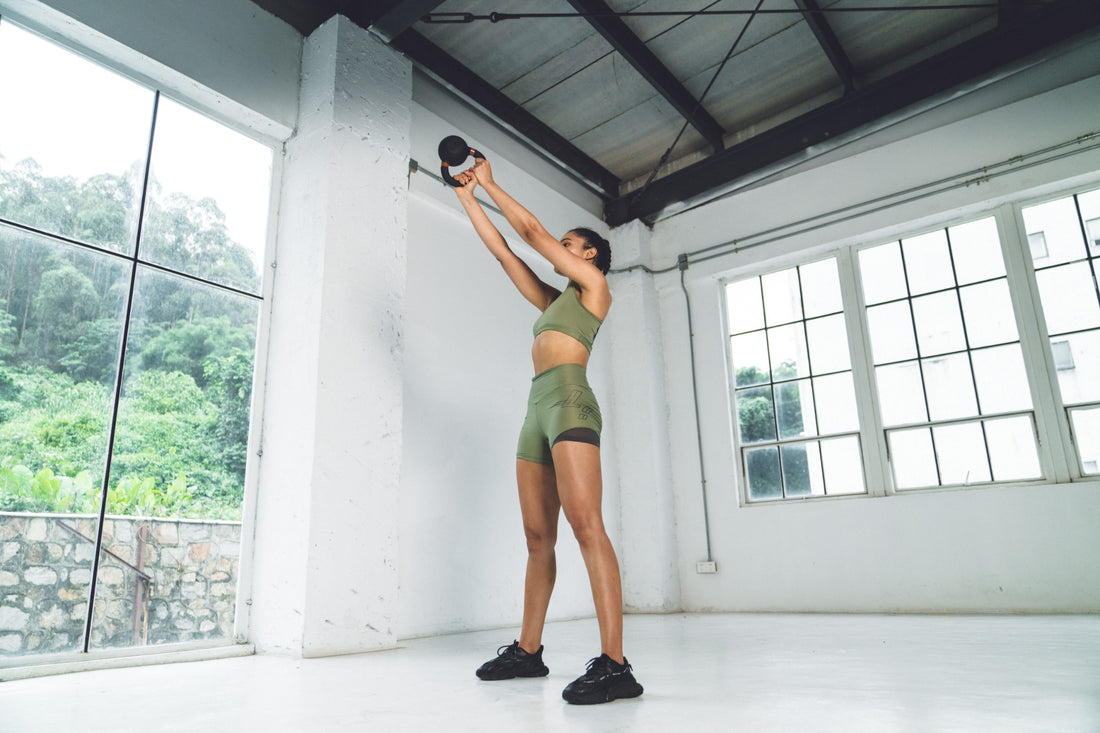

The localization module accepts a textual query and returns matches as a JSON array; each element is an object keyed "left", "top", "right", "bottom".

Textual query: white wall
[{"left": 641, "top": 34, "right": 1100, "bottom": 613}]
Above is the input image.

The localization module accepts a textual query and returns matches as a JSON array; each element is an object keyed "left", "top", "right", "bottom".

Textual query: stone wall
[{"left": 0, "top": 512, "right": 241, "bottom": 657}]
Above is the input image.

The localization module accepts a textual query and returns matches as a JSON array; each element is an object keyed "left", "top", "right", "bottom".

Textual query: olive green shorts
[{"left": 516, "top": 363, "right": 602, "bottom": 465}]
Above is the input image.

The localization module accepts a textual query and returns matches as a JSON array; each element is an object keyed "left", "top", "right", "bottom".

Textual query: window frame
[{"left": 722, "top": 187, "right": 1100, "bottom": 506}]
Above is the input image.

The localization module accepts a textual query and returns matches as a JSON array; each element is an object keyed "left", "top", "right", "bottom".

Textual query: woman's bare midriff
[{"left": 532, "top": 330, "right": 591, "bottom": 375}]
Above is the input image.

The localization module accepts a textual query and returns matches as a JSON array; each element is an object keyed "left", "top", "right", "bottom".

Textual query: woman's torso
[{"left": 531, "top": 283, "right": 608, "bottom": 374}]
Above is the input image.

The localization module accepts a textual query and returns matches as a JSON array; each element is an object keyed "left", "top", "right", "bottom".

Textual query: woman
[{"left": 452, "top": 157, "right": 642, "bottom": 705}]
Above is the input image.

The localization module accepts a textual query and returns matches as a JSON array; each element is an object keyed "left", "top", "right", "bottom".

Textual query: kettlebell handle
[{"left": 438, "top": 134, "right": 486, "bottom": 188}]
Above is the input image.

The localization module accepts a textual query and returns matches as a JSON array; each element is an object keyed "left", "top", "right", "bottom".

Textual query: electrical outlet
[{"left": 696, "top": 560, "right": 717, "bottom": 574}]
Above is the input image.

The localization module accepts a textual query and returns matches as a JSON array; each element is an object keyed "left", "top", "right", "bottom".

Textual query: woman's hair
[{"left": 571, "top": 227, "right": 612, "bottom": 274}]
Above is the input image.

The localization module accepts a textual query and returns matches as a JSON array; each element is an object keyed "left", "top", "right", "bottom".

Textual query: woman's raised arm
[{"left": 453, "top": 170, "right": 558, "bottom": 310}]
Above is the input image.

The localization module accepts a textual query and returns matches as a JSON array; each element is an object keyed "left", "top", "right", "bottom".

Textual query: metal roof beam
[
  {"left": 565, "top": 0, "right": 727, "bottom": 152},
  {"left": 390, "top": 30, "right": 621, "bottom": 198},
  {"left": 793, "top": 0, "right": 856, "bottom": 93},
  {"left": 604, "top": 0, "right": 1100, "bottom": 226}
]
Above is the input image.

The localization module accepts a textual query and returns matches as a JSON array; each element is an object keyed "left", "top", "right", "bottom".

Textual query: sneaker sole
[
  {"left": 562, "top": 679, "right": 644, "bottom": 705},
  {"left": 476, "top": 667, "right": 550, "bottom": 681}
]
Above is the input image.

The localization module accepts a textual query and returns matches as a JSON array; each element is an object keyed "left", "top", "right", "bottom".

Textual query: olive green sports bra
[{"left": 532, "top": 283, "right": 603, "bottom": 352}]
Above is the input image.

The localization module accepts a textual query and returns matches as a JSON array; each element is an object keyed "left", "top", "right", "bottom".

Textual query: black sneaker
[
  {"left": 475, "top": 641, "right": 550, "bottom": 680},
  {"left": 562, "top": 654, "right": 644, "bottom": 704}
]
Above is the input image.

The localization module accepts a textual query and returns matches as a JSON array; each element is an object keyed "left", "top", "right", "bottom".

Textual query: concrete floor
[{"left": 2, "top": 613, "right": 1098, "bottom": 732}]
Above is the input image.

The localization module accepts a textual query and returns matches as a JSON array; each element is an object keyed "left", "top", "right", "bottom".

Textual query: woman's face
[{"left": 560, "top": 231, "right": 596, "bottom": 266}]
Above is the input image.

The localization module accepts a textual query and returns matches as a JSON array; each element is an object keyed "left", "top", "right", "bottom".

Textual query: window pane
[
  {"left": 731, "top": 331, "right": 770, "bottom": 386},
  {"left": 1068, "top": 406, "right": 1100, "bottom": 475},
  {"left": 1080, "top": 188, "right": 1100, "bottom": 256},
  {"left": 932, "top": 422, "right": 991, "bottom": 485},
  {"left": 971, "top": 344, "right": 1032, "bottom": 414},
  {"left": 88, "top": 267, "right": 256, "bottom": 651},
  {"left": 726, "top": 277, "right": 764, "bottom": 334},
  {"left": 889, "top": 428, "right": 938, "bottom": 489},
  {"left": 806, "top": 314, "right": 851, "bottom": 374},
  {"left": 814, "top": 373, "right": 859, "bottom": 433},
  {"left": 781, "top": 442, "right": 820, "bottom": 497},
  {"left": 912, "top": 291, "right": 966, "bottom": 357},
  {"left": 821, "top": 436, "right": 865, "bottom": 495},
  {"left": 0, "top": 228, "right": 130, "bottom": 659},
  {"left": 867, "top": 301, "right": 917, "bottom": 363},
  {"left": 140, "top": 98, "right": 272, "bottom": 294},
  {"left": 923, "top": 353, "right": 978, "bottom": 421},
  {"left": 875, "top": 361, "right": 927, "bottom": 426},
  {"left": 762, "top": 268, "right": 802, "bottom": 326},
  {"left": 1035, "top": 262, "right": 1100, "bottom": 335},
  {"left": 950, "top": 217, "right": 1005, "bottom": 285},
  {"left": 776, "top": 379, "right": 816, "bottom": 440},
  {"left": 985, "top": 416, "right": 1041, "bottom": 482},
  {"left": 902, "top": 230, "right": 954, "bottom": 295},
  {"left": 960, "top": 279, "right": 1018, "bottom": 348},
  {"left": 745, "top": 446, "right": 781, "bottom": 500},
  {"left": 1022, "top": 196, "right": 1088, "bottom": 267},
  {"left": 799, "top": 258, "right": 842, "bottom": 318},
  {"left": 0, "top": 22, "right": 152, "bottom": 254},
  {"left": 859, "top": 242, "right": 907, "bottom": 305},
  {"left": 1052, "top": 331, "right": 1100, "bottom": 404},
  {"left": 768, "top": 322, "right": 810, "bottom": 380},
  {"left": 737, "top": 387, "right": 776, "bottom": 444}
]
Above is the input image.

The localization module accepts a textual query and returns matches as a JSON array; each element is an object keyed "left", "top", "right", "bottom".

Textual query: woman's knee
[
  {"left": 524, "top": 523, "right": 558, "bottom": 553},
  {"left": 564, "top": 512, "right": 607, "bottom": 548}
]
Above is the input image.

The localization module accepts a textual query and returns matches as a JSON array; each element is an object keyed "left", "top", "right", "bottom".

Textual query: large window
[
  {"left": 1022, "top": 189, "right": 1100, "bottom": 476},
  {"left": 725, "top": 185, "right": 1100, "bottom": 503},
  {"left": 0, "top": 21, "right": 272, "bottom": 660}
]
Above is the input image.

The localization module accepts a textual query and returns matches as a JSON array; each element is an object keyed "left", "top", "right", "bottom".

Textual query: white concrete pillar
[
  {"left": 604, "top": 221, "right": 681, "bottom": 612},
  {"left": 248, "top": 16, "right": 411, "bottom": 657}
]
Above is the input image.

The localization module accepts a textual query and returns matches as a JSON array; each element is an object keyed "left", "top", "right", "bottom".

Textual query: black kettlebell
[{"left": 438, "top": 135, "right": 486, "bottom": 188}]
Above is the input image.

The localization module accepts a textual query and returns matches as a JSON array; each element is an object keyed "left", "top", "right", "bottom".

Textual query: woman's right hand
[
  {"left": 453, "top": 170, "right": 478, "bottom": 197},
  {"left": 469, "top": 157, "right": 494, "bottom": 187}
]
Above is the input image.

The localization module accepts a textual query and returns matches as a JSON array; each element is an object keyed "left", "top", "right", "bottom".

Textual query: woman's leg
[
  {"left": 550, "top": 441, "right": 624, "bottom": 663},
  {"left": 515, "top": 458, "right": 561, "bottom": 654}
]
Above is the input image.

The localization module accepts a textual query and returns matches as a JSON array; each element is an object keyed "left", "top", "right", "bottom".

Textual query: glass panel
[
  {"left": 875, "top": 361, "right": 927, "bottom": 426},
  {"left": 768, "top": 322, "right": 810, "bottom": 380},
  {"left": 781, "top": 442, "right": 820, "bottom": 498},
  {"left": 744, "top": 446, "right": 782, "bottom": 501},
  {"left": 911, "top": 291, "right": 966, "bottom": 357},
  {"left": 923, "top": 353, "right": 978, "bottom": 421},
  {"left": 731, "top": 331, "right": 770, "bottom": 387},
  {"left": 140, "top": 97, "right": 272, "bottom": 295},
  {"left": 1080, "top": 188, "right": 1100, "bottom": 256},
  {"left": 889, "top": 428, "right": 938, "bottom": 489},
  {"left": 932, "top": 422, "right": 991, "bottom": 485},
  {"left": 1052, "top": 331, "right": 1100, "bottom": 404},
  {"left": 985, "top": 416, "right": 1041, "bottom": 482},
  {"left": 858, "top": 241, "right": 907, "bottom": 305},
  {"left": 902, "top": 229, "right": 954, "bottom": 295},
  {"left": 1022, "top": 196, "right": 1088, "bottom": 267},
  {"left": 867, "top": 301, "right": 917, "bottom": 364},
  {"left": 761, "top": 268, "right": 802, "bottom": 326},
  {"left": 814, "top": 373, "right": 860, "bottom": 434},
  {"left": 821, "top": 436, "right": 865, "bottom": 495},
  {"left": 1068, "top": 406, "right": 1100, "bottom": 475},
  {"left": 0, "top": 227, "right": 130, "bottom": 659},
  {"left": 0, "top": 22, "right": 151, "bottom": 253},
  {"left": 88, "top": 267, "right": 256, "bottom": 651},
  {"left": 799, "top": 258, "right": 842, "bottom": 318},
  {"left": 1034, "top": 262, "right": 1100, "bottom": 335},
  {"left": 949, "top": 217, "right": 1005, "bottom": 285},
  {"left": 726, "top": 277, "right": 764, "bottom": 334},
  {"left": 736, "top": 387, "right": 776, "bottom": 444},
  {"left": 959, "top": 279, "right": 1018, "bottom": 348},
  {"left": 775, "top": 379, "right": 816, "bottom": 440},
  {"left": 971, "top": 344, "right": 1032, "bottom": 414},
  {"left": 806, "top": 314, "right": 851, "bottom": 374}
]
